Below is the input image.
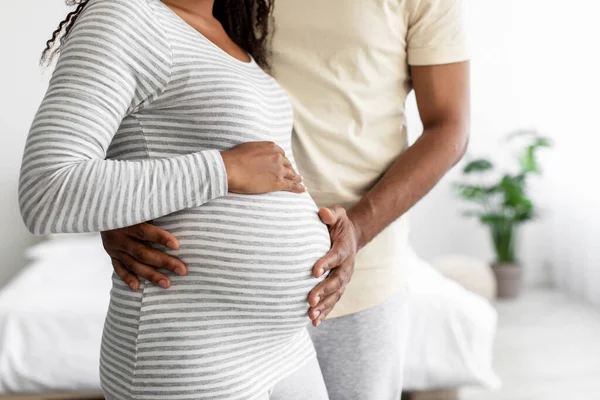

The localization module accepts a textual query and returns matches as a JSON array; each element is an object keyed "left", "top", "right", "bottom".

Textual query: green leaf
[
  {"left": 455, "top": 184, "right": 494, "bottom": 202},
  {"left": 500, "top": 175, "right": 527, "bottom": 206},
  {"left": 520, "top": 145, "right": 539, "bottom": 174},
  {"left": 519, "top": 136, "right": 552, "bottom": 175},
  {"left": 514, "top": 199, "right": 534, "bottom": 222},
  {"left": 479, "top": 213, "right": 510, "bottom": 225},
  {"left": 463, "top": 159, "right": 493, "bottom": 174},
  {"left": 513, "top": 174, "right": 526, "bottom": 184},
  {"left": 495, "top": 175, "right": 535, "bottom": 223},
  {"left": 486, "top": 184, "right": 503, "bottom": 194},
  {"left": 533, "top": 136, "right": 552, "bottom": 148}
]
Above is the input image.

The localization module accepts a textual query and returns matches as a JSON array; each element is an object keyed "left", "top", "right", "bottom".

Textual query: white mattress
[{"left": 0, "top": 235, "right": 499, "bottom": 393}]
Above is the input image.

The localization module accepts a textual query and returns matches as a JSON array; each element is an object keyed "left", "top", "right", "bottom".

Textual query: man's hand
[
  {"left": 101, "top": 223, "right": 188, "bottom": 290},
  {"left": 308, "top": 206, "right": 361, "bottom": 327}
]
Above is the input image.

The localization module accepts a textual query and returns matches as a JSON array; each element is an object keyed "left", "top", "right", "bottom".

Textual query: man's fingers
[
  {"left": 308, "top": 263, "right": 351, "bottom": 307},
  {"left": 119, "top": 251, "right": 171, "bottom": 289},
  {"left": 314, "top": 307, "right": 334, "bottom": 327},
  {"left": 308, "top": 291, "right": 339, "bottom": 320},
  {"left": 125, "top": 223, "right": 179, "bottom": 250},
  {"left": 125, "top": 243, "right": 187, "bottom": 276},
  {"left": 309, "top": 293, "right": 339, "bottom": 327},
  {"left": 112, "top": 257, "right": 140, "bottom": 290},
  {"left": 318, "top": 207, "right": 335, "bottom": 225},
  {"left": 313, "top": 243, "right": 348, "bottom": 277},
  {"left": 318, "top": 205, "right": 346, "bottom": 226}
]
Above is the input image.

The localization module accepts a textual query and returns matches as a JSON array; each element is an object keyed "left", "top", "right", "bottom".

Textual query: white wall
[
  {"left": 0, "top": 1, "right": 69, "bottom": 287},
  {"left": 409, "top": 0, "right": 600, "bottom": 294}
]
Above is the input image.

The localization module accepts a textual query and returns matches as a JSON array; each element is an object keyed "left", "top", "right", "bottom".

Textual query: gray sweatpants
[{"left": 263, "top": 289, "right": 410, "bottom": 400}]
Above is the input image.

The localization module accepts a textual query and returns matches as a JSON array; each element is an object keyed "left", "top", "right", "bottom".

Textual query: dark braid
[
  {"left": 41, "top": 0, "right": 89, "bottom": 66},
  {"left": 42, "top": 0, "right": 274, "bottom": 69}
]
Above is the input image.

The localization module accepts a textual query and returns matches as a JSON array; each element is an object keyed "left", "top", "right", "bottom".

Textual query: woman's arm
[
  {"left": 18, "top": 0, "right": 228, "bottom": 235},
  {"left": 19, "top": 0, "right": 303, "bottom": 235}
]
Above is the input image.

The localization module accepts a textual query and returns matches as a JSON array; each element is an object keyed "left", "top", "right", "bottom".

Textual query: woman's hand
[
  {"left": 307, "top": 206, "right": 361, "bottom": 327},
  {"left": 221, "top": 141, "right": 305, "bottom": 194},
  {"left": 101, "top": 223, "right": 187, "bottom": 290}
]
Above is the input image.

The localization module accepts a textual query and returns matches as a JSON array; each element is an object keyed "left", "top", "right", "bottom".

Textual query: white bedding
[
  {"left": 403, "top": 246, "right": 501, "bottom": 390},
  {"left": 0, "top": 235, "right": 499, "bottom": 393},
  {"left": 0, "top": 235, "right": 111, "bottom": 393}
]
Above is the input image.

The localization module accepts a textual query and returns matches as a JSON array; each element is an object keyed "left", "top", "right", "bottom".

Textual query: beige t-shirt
[{"left": 270, "top": 0, "right": 470, "bottom": 318}]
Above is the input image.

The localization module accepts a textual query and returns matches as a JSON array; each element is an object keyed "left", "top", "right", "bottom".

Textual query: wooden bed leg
[{"left": 402, "top": 389, "right": 460, "bottom": 400}]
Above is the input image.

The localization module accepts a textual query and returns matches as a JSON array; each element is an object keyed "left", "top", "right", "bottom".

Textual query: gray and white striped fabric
[{"left": 18, "top": 0, "right": 331, "bottom": 398}]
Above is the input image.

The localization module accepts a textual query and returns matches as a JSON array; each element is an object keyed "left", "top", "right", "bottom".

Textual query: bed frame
[{"left": 403, "top": 389, "right": 460, "bottom": 400}]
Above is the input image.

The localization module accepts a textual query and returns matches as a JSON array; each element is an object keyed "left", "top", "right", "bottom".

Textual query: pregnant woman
[{"left": 18, "top": 0, "right": 332, "bottom": 398}]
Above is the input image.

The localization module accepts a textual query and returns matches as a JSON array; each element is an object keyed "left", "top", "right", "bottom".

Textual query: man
[{"left": 101, "top": 0, "right": 470, "bottom": 398}]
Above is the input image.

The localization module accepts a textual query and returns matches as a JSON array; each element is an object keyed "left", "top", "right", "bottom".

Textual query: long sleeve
[{"left": 18, "top": 0, "right": 228, "bottom": 235}]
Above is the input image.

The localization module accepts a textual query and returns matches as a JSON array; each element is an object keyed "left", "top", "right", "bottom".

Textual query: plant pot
[{"left": 491, "top": 263, "right": 521, "bottom": 299}]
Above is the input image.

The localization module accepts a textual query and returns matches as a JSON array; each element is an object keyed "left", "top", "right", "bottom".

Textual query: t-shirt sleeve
[
  {"left": 18, "top": 0, "right": 228, "bottom": 235},
  {"left": 406, "top": 0, "right": 470, "bottom": 66}
]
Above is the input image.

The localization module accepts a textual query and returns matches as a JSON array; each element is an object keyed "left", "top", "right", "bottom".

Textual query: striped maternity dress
[{"left": 18, "top": 0, "right": 331, "bottom": 398}]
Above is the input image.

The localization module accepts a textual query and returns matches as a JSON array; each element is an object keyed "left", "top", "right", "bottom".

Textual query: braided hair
[{"left": 41, "top": 0, "right": 274, "bottom": 68}]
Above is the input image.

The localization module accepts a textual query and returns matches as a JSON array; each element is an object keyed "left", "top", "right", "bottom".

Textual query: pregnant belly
[{"left": 145, "top": 191, "right": 331, "bottom": 332}]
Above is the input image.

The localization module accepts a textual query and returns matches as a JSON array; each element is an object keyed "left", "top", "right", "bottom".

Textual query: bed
[
  {"left": 0, "top": 235, "right": 499, "bottom": 398},
  {"left": 402, "top": 246, "right": 501, "bottom": 396},
  {"left": 0, "top": 235, "right": 109, "bottom": 397}
]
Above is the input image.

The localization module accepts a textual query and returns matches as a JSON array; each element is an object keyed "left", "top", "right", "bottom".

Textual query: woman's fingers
[
  {"left": 124, "top": 223, "right": 179, "bottom": 250},
  {"left": 269, "top": 142, "right": 286, "bottom": 157},
  {"left": 284, "top": 180, "right": 306, "bottom": 193},
  {"left": 278, "top": 175, "right": 306, "bottom": 193},
  {"left": 282, "top": 156, "right": 292, "bottom": 168},
  {"left": 118, "top": 251, "right": 171, "bottom": 289},
  {"left": 279, "top": 164, "right": 304, "bottom": 193},
  {"left": 282, "top": 167, "right": 303, "bottom": 183},
  {"left": 112, "top": 257, "right": 140, "bottom": 290}
]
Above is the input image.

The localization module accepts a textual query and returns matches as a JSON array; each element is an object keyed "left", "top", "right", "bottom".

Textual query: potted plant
[{"left": 455, "top": 130, "right": 552, "bottom": 299}]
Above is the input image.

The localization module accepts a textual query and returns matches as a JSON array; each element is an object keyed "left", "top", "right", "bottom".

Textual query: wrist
[
  {"left": 347, "top": 211, "right": 367, "bottom": 250},
  {"left": 347, "top": 197, "right": 377, "bottom": 250},
  {"left": 219, "top": 151, "right": 232, "bottom": 188}
]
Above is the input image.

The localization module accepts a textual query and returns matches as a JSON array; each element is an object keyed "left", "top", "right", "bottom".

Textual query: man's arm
[
  {"left": 349, "top": 61, "right": 470, "bottom": 247},
  {"left": 306, "top": 61, "right": 470, "bottom": 324}
]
